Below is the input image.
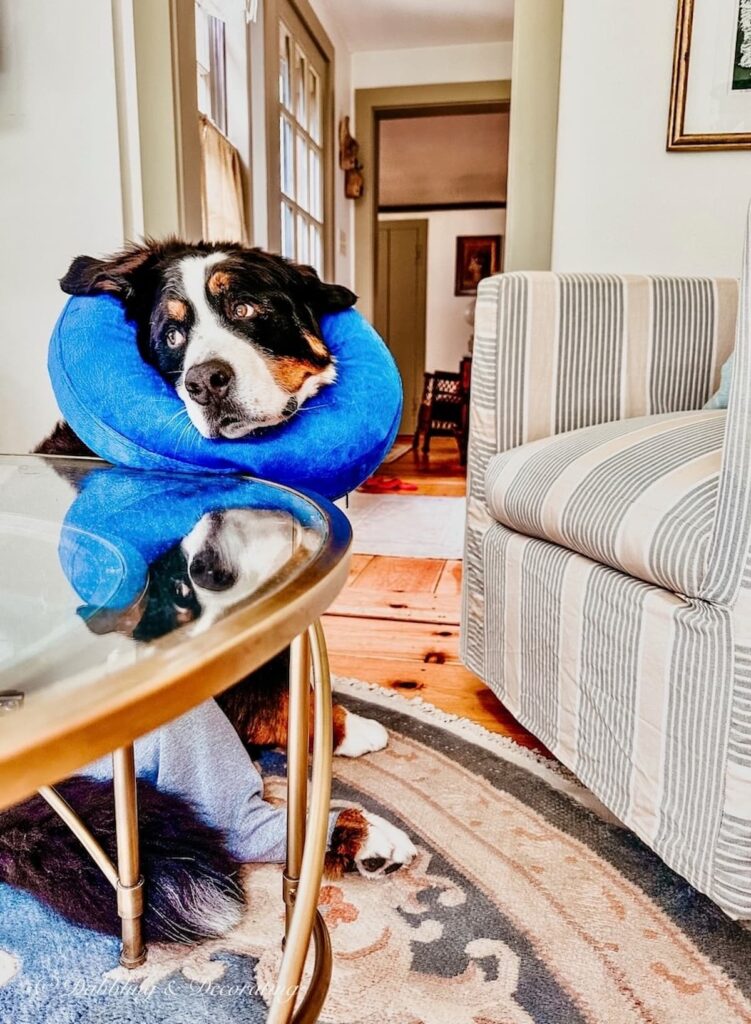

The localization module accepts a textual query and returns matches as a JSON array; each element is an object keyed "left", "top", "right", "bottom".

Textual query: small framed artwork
[
  {"left": 668, "top": 0, "right": 751, "bottom": 149},
  {"left": 454, "top": 235, "right": 503, "bottom": 296}
]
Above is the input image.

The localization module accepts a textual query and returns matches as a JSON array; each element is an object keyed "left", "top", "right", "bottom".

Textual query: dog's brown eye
[
  {"left": 166, "top": 327, "right": 186, "bottom": 349},
  {"left": 233, "top": 302, "right": 255, "bottom": 319}
]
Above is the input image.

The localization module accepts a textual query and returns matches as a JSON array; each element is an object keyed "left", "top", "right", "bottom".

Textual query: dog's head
[
  {"left": 60, "top": 240, "right": 356, "bottom": 439},
  {"left": 85, "top": 506, "right": 314, "bottom": 641}
]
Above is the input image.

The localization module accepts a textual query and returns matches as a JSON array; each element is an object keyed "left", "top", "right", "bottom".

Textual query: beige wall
[
  {"left": 552, "top": 0, "right": 751, "bottom": 276},
  {"left": 503, "top": 0, "right": 563, "bottom": 272}
]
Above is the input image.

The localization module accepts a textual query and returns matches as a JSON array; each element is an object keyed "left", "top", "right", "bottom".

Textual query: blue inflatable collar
[{"left": 48, "top": 295, "right": 402, "bottom": 499}]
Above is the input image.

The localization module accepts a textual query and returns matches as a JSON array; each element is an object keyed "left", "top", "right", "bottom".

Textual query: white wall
[
  {"left": 552, "top": 0, "right": 751, "bottom": 277},
  {"left": 381, "top": 208, "right": 506, "bottom": 373},
  {"left": 0, "top": 0, "right": 128, "bottom": 452},
  {"left": 352, "top": 41, "right": 512, "bottom": 89}
]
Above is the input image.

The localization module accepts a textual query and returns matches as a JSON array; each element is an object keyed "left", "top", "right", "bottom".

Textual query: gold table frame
[
  {"left": 37, "top": 620, "right": 334, "bottom": 1022},
  {"left": 0, "top": 454, "right": 352, "bottom": 1024}
]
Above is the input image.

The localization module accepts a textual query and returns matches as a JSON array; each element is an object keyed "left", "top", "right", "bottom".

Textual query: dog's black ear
[
  {"left": 60, "top": 243, "right": 156, "bottom": 298},
  {"left": 293, "top": 262, "right": 357, "bottom": 313},
  {"left": 318, "top": 282, "right": 357, "bottom": 312}
]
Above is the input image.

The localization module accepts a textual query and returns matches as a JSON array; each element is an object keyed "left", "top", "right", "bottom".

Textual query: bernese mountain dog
[{"left": 2, "top": 241, "right": 416, "bottom": 944}]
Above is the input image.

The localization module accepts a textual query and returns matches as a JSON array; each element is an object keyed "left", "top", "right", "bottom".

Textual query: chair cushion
[{"left": 485, "top": 409, "right": 726, "bottom": 598}]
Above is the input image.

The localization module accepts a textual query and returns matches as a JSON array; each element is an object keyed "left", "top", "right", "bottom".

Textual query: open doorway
[{"left": 364, "top": 88, "right": 510, "bottom": 456}]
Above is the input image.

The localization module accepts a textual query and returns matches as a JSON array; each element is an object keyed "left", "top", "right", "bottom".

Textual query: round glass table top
[{"left": 0, "top": 455, "right": 351, "bottom": 805}]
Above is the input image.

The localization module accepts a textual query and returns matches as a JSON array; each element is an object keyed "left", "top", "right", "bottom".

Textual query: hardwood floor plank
[
  {"left": 331, "top": 436, "right": 547, "bottom": 757},
  {"left": 326, "top": 590, "right": 460, "bottom": 625},
  {"left": 435, "top": 559, "right": 463, "bottom": 596},
  {"left": 345, "top": 554, "right": 374, "bottom": 586},
  {"left": 322, "top": 616, "right": 461, "bottom": 664},
  {"left": 351, "top": 555, "right": 445, "bottom": 594}
]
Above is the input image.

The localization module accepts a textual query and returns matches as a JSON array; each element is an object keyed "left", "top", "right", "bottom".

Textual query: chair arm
[
  {"left": 702, "top": 217, "right": 751, "bottom": 606},
  {"left": 462, "top": 271, "right": 738, "bottom": 668}
]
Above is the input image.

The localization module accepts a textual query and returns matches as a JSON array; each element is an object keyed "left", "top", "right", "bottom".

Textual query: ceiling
[{"left": 318, "top": 0, "right": 514, "bottom": 52}]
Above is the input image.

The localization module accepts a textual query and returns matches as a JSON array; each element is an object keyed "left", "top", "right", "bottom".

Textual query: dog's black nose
[
  {"left": 189, "top": 552, "right": 237, "bottom": 591},
  {"left": 184, "top": 360, "right": 233, "bottom": 405}
]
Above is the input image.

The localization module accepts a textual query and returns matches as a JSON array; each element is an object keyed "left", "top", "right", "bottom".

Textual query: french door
[{"left": 267, "top": 0, "right": 333, "bottom": 277}]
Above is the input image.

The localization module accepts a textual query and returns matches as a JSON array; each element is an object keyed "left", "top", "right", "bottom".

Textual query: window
[
  {"left": 195, "top": 3, "right": 227, "bottom": 135},
  {"left": 269, "top": 1, "right": 332, "bottom": 276},
  {"left": 195, "top": 2, "right": 247, "bottom": 241}
]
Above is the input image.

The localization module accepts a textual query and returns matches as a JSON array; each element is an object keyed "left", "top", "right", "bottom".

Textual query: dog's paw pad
[
  {"left": 335, "top": 710, "right": 389, "bottom": 758},
  {"left": 355, "top": 811, "right": 417, "bottom": 878}
]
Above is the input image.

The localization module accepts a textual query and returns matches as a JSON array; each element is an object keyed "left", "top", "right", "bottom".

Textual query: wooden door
[{"left": 375, "top": 219, "right": 428, "bottom": 434}]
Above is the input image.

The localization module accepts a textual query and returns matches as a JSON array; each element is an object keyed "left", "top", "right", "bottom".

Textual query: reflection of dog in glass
[{"left": 1, "top": 505, "right": 416, "bottom": 941}]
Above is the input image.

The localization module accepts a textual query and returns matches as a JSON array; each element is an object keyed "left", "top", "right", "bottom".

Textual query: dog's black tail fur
[{"left": 0, "top": 777, "right": 247, "bottom": 943}]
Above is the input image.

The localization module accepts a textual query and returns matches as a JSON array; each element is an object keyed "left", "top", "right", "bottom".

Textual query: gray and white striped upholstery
[
  {"left": 461, "top": 240, "right": 751, "bottom": 917},
  {"left": 485, "top": 409, "right": 725, "bottom": 598}
]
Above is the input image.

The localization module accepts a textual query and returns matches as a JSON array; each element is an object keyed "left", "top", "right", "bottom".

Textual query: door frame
[
  {"left": 354, "top": 80, "right": 511, "bottom": 323},
  {"left": 376, "top": 217, "right": 428, "bottom": 434},
  {"left": 263, "top": 0, "right": 336, "bottom": 279},
  {"left": 130, "top": 0, "right": 203, "bottom": 240}
]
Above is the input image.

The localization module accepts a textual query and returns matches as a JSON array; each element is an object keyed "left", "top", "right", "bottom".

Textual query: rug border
[{"left": 332, "top": 676, "right": 621, "bottom": 825}]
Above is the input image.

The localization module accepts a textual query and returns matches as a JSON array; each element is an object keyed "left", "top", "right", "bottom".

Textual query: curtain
[{"left": 199, "top": 113, "right": 249, "bottom": 243}]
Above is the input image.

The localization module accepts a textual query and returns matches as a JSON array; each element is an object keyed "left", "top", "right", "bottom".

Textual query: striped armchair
[{"left": 461, "top": 229, "right": 751, "bottom": 918}]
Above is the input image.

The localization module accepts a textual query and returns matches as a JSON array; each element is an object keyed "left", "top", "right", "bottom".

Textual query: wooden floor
[
  {"left": 372, "top": 435, "right": 467, "bottom": 496},
  {"left": 324, "top": 437, "right": 546, "bottom": 755}
]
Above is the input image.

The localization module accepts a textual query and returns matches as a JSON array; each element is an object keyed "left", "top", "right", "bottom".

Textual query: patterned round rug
[{"left": 1, "top": 678, "right": 750, "bottom": 1024}]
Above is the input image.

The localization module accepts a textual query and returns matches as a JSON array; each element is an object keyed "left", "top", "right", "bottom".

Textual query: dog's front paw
[
  {"left": 334, "top": 709, "right": 388, "bottom": 758},
  {"left": 325, "top": 808, "right": 417, "bottom": 879}
]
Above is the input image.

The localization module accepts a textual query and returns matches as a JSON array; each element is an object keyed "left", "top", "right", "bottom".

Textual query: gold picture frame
[{"left": 668, "top": 0, "right": 751, "bottom": 150}]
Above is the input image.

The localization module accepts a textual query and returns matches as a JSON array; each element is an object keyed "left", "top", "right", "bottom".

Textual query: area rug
[
  {"left": 336, "top": 493, "right": 466, "bottom": 558},
  {"left": 1, "top": 679, "right": 750, "bottom": 1024}
]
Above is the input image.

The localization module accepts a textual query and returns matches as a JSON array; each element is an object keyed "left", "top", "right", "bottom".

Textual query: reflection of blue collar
[{"left": 59, "top": 468, "right": 319, "bottom": 613}]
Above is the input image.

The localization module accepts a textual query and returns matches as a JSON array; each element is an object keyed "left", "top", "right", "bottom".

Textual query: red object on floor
[{"left": 357, "top": 476, "right": 418, "bottom": 494}]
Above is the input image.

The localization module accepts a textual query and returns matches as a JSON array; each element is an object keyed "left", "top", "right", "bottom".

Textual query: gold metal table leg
[
  {"left": 38, "top": 744, "right": 146, "bottom": 969},
  {"left": 283, "top": 630, "right": 310, "bottom": 930},
  {"left": 268, "top": 620, "right": 333, "bottom": 1024},
  {"left": 38, "top": 785, "right": 120, "bottom": 888},
  {"left": 112, "top": 745, "right": 146, "bottom": 968}
]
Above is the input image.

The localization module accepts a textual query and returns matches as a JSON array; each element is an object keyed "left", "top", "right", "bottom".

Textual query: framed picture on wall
[
  {"left": 454, "top": 235, "right": 503, "bottom": 296},
  {"left": 668, "top": 0, "right": 751, "bottom": 149}
]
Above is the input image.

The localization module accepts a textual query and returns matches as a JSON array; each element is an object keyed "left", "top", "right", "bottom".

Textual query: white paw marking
[
  {"left": 334, "top": 709, "right": 389, "bottom": 758},
  {"left": 355, "top": 811, "right": 417, "bottom": 878}
]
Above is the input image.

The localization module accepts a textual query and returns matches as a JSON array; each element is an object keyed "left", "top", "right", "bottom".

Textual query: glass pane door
[{"left": 278, "top": 22, "right": 325, "bottom": 273}]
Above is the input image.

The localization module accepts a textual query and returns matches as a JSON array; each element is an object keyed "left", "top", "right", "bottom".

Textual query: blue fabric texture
[
  {"left": 48, "top": 295, "right": 402, "bottom": 499},
  {"left": 59, "top": 468, "right": 323, "bottom": 612},
  {"left": 704, "top": 351, "right": 735, "bottom": 410}
]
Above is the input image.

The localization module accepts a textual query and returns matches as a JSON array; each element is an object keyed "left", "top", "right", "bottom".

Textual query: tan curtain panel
[{"left": 199, "top": 113, "right": 248, "bottom": 243}]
